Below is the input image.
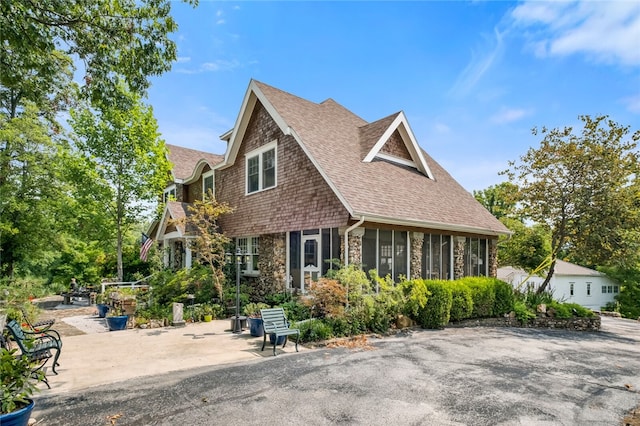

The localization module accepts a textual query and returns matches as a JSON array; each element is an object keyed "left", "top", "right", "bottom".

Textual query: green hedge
[
  {"left": 418, "top": 280, "right": 453, "bottom": 329},
  {"left": 460, "top": 277, "right": 496, "bottom": 318},
  {"left": 492, "top": 278, "right": 515, "bottom": 316},
  {"left": 448, "top": 281, "right": 473, "bottom": 322}
]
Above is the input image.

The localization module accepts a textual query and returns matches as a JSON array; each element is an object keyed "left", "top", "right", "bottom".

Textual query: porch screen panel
[
  {"left": 378, "top": 230, "right": 392, "bottom": 278},
  {"left": 422, "top": 234, "right": 431, "bottom": 279},
  {"left": 322, "top": 228, "right": 331, "bottom": 275},
  {"left": 362, "top": 228, "right": 377, "bottom": 276},
  {"left": 331, "top": 228, "right": 340, "bottom": 267},
  {"left": 431, "top": 234, "right": 441, "bottom": 280},
  {"left": 441, "top": 236, "right": 451, "bottom": 280},
  {"left": 289, "top": 231, "right": 301, "bottom": 290},
  {"left": 394, "top": 231, "right": 407, "bottom": 282},
  {"left": 478, "top": 238, "right": 487, "bottom": 276}
]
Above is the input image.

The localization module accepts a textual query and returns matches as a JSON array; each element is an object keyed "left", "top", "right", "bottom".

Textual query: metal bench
[
  {"left": 5, "top": 319, "right": 62, "bottom": 378},
  {"left": 260, "top": 308, "right": 300, "bottom": 356}
]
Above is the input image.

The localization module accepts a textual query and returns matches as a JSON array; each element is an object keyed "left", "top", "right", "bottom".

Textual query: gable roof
[
  {"left": 166, "top": 144, "right": 224, "bottom": 183},
  {"left": 155, "top": 201, "right": 196, "bottom": 240},
  {"left": 554, "top": 260, "right": 605, "bottom": 277},
  {"left": 222, "top": 80, "right": 510, "bottom": 236}
]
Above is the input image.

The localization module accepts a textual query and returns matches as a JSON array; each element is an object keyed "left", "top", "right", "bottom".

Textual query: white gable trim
[
  {"left": 155, "top": 204, "right": 185, "bottom": 241},
  {"left": 363, "top": 112, "right": 434, "bottom": 179},
  {"left": 221, "top": 80, "right": 289, "bottom": 169}
]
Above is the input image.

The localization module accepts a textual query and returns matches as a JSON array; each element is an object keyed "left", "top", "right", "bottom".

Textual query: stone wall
[
  {"left": 453, "top": 236, "right": 465, "bottom": 279},
  {"left": 448, "top": 315, "right": 601, "bottom": 331},
  {"left": 346, "top": 228, "right": 364, "bottom": 266},
  {"left": 255, "top": 233, "right": 286, "bottom": 299},
  {"left": 488, "top": 238, "right": 498, "bottom": 278},
  {"left": 410, "top": 232, "right": 424, "bottom": 279}
]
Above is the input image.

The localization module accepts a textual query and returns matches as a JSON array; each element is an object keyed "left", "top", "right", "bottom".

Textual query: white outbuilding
[{"left": 498, "top": 260, "right": 619, "bottom": 311}]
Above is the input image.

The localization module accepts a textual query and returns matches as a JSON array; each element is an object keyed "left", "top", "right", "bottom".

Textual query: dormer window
[
  {"left": 163, "top": 185, "right": 176, "bottom": 203},
  {"left": 202, "top": 170, "right": 214, "bottom": 199},
  {"left": 246, "top": 140, "right": 277, "bottom": 194}
]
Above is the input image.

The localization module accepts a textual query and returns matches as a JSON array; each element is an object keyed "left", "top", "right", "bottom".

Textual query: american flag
[{"left": 140, "top": 233, "right": 153, "bottom": 262}]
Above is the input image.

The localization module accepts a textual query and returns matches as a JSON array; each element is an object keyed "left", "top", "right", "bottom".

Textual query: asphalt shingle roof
[
  {"left": 166, "top": 144, "right": 224, "bottom": 181},
  {"left": 253, "top": 80, "right": 510, "bottom": 235}
]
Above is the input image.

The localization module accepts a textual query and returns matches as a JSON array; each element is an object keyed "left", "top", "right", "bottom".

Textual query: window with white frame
[
  {"left": 570, "top": 282, "right": 574, "bottom": 296},
  {"left": 202, "top": 171, "right": 214, "bottom": 199},
  {"left": 237, "top": 237, "right": 260, "bottom": 274},
  {"left": 586, "top": 282, "right": 591, "bottom": 296},
  {"left": 246, "top": 141, "right": 277, "bottom": 194},
  {"left": 163, "top": 185, "right": 176, "bottom": 203},
  {"left": 614, "top": 285, "right": 619, "bottom": 293}
]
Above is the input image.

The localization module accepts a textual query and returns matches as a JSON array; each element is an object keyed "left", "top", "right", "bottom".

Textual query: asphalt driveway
[{"left": 33, "top": 316, "right": 640, "bottom": 425}]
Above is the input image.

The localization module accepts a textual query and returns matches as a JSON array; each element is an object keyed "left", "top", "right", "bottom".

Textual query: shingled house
[{"left": 151, "top": 80, "right": 510, "bottom": 292}]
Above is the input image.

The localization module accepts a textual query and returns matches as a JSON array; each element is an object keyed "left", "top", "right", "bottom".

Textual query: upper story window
[
  {"left": 202, "top": 170, "right": 214, "bottom": 199},
  {"left": 163, "top": 185, "right": 176, "bottom": 203},
  {"left": 246, "top": 140, "right": 277, "bottom": 194}
]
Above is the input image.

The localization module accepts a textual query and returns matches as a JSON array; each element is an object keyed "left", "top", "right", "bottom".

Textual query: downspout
[{"left": 344, "top": 216, "right": 365, "bottom": 267}]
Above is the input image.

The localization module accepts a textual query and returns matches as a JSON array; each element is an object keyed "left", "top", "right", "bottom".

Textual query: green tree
[
  {"left": 473, "top": 182, "right": 519, "bottom": 220},
  {"left": 600, "top": 265, "right": 640, "bottom": 319},
  {"left": 70, "top": 85, "right": 170, "bottom": 281},
  {"left": 0, "top": 103, "right": 75, "bottom": 277},
  {"left": 1, "top": 0, "right": 197, "bottom": 108},
  {"left": 498, "top": 219, "right": 551, "bottom": 271},
  {"left": 503, "top": 115, "right": 640, "bottom": 292},
  {"left": 177, "top": 191, "right": 234, "bottom": 299}
]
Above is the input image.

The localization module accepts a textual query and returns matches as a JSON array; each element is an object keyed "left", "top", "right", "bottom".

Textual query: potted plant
[
  {"left": 201, "top": 304, "right": 214, "bottom": 322},
  {"left": 105, "top": 306, "right": 128, "bottom": 331},
  {"left": 243, "top": 302, "right": 269, "bottom": 337},
  {"left": 0, "top": 348, "right": 45, "bottom": 426},
  {"left": 95, "top": 293, "right": 109, "bottom": 318}
]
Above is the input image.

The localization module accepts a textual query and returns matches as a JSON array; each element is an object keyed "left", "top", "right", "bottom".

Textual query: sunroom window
[
  {"left": 246, "top": 141, "right": 277, "bottom": 194},
  {"left": 202, "top": 171, "right": 214, "bottom": 199},
  {"left": 237, "top": 237, "right": 260, "bottom": 275}
]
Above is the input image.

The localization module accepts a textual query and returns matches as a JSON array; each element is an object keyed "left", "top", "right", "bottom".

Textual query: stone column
[
  {"left": 488, "top": 238, "right": 498, "bottom": 278},
  {"left": 348, "top": 228, "right": 365, "bottom": 266},
  {"left": 453, "top": 236, "right": 466, "bottom": 280},
  {"left": 257, "top": 233, "right": 287, "bottom": 295},
  {"left": 410, "top": 232, "right": 424, "bottom": 279}
]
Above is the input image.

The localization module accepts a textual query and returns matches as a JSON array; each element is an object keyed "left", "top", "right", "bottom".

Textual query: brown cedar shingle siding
[
  {"left": 217, "top": 101, "right": 349, "bottom": 237},
  {"left": 380, "top": 129, "right": 412, "bottom": 161}
]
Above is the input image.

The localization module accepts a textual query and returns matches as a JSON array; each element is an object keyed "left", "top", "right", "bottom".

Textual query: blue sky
[{"left": 147, "top": 1, "right": 640, "bottom": 193}]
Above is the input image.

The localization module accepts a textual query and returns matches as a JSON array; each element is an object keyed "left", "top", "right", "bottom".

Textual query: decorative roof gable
[
  {"left": 155, "top": 201, "right": 195, "bottom": 240},
  {"left": 361, "top": 112, "right": 433, "bottom": 178},
  {"left": 166, "top": 144, "right": 224, "bottom": 183}
]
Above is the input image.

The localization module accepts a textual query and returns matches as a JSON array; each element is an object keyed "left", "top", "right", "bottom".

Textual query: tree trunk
[{"left": 537, "top": 259, "right": 556, "bottom": 294}]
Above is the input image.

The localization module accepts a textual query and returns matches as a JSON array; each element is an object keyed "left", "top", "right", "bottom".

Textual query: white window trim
[
  {"left": 202, "top": 170, "right": 215, "bottom": 199},
  {"left": 237, "top": 236, "right": 260, "bottom": 276},
  {"left": 164, "top": 184, "right": 176, "bottom": 203},
  {"left": 245, "top": 140, "right": 277, "bottom": 195}
]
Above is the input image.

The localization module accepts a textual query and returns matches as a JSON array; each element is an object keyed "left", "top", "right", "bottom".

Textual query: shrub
[
  {"left": 303, "top": 278, "right": 347, "bottom": 318},
  {"left": 514, "top": 300, "right": 535, "bottom": 323},
  {"left": 493, "top": 279, "right": 515, "bottom": 316},
  {"left": 548, "top": 301, "right": 572, "bottom": 319},
  {"left": 279, "top": 300, "right": 310, "bottom": 322},
  {"left": 397, "top": 279, "right": 430, "bottom": 320},
  {"left": 417, "top": 280, "right": 452, "bottom": 329},
  {"left": 461, "top": 277, "right": 495, "bottom": 318},
  {"left": 296, "top": 319, "right": 333, "bottom": 343},
  {"left": 448, "top": 281, "right": 473, "bottom": 322}
]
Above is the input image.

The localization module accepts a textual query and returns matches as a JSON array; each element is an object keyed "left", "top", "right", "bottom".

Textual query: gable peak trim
[{"left": 362, "top": 111, "right": 434, "bottom": 179}]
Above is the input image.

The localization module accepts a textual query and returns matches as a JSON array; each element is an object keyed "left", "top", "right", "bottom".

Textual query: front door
[{"left": 301, "top": 234, "right": 321, "bottom": 292}]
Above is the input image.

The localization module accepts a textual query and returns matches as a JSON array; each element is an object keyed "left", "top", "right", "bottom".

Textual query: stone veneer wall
[
  {"left": 453, "top": 237, "right": 465, "bottom": 279},
  {"left": 488, "top": 239, "right": 498, "bottom": 278},
  {"left": 256, "top": 233, "right": 286, "bottom": 296},
  {"left": 448, "top": 315, "right": 601, "bottom": 331},
  {"left": 345, "top": 228, "right": 364, "bottom": 266},
  {"left": 410, "top": 232, "right": 424, "bottom": 279}
]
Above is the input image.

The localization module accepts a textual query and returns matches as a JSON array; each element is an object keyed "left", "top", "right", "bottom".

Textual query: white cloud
[
  {"left": 176, "top": 56, "right": 191, "bottom": 63},
  {"left": 491, "top": 107, "right": 532, "bottom": 124},
  {"left": 449, "top": 27, "right": 505, "bottom": 97},
  {"left": 175, "top": 59, "right": 241, "bottom": 74},
  {"left": 216, "top": 19, "right": 225, "bottom": 25},
  {"left": 434, "top": 123, "right": 451, "bottom": 134},
  {"left": 623, "top": 93, "right": 640, "bottom": 114},
  {"left": 511, "top": 1, "right": 640, "bottom": 67}
]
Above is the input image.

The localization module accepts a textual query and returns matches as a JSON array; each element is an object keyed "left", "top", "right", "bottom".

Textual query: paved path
[{"left": 32, "top": 316, "right": 640, "bottom": 426}]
